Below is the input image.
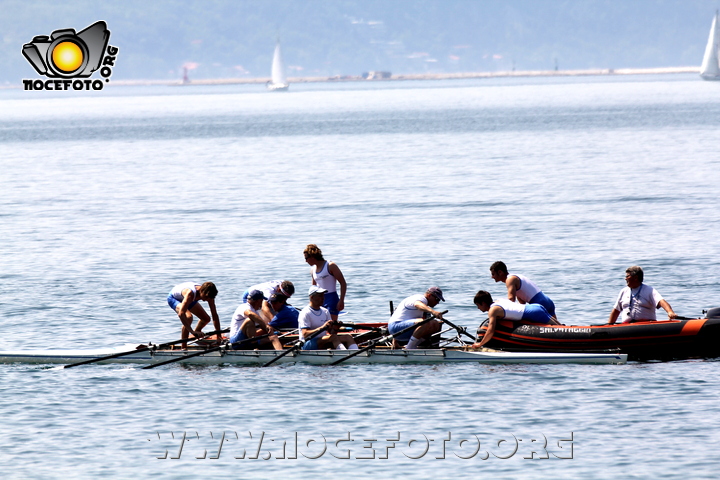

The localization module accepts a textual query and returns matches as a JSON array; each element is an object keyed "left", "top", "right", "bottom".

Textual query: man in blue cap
[
  {"left": 389, "top": 286, "right": 446, "bottom": 349},
  {"left": 229, "top": 289, "right": 283, "bottom": 350}
]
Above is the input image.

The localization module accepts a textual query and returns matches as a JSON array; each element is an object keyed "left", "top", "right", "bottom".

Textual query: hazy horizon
[{"left": 2, "top": 0, "right": 719, "bottom": 84}]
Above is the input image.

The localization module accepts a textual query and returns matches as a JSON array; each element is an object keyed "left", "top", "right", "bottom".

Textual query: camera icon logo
[{"left": 22, "top": 21, "right": 110, "bottom": 78}]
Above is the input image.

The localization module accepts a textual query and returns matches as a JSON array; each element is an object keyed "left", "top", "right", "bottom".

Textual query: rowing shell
[{"left": 0, "top": 346, "right": 627, "bottom": 366}]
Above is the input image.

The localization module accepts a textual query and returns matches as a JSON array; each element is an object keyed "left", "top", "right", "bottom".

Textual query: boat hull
[
  {"left": 0, "top": 347, "right": 626, "bottom": 366},
  {"left": 266, "top": 82, "right": 289, "bottom": 91},
  {"left": 477, "top": 317, "right": 720, "bottom": 361}
]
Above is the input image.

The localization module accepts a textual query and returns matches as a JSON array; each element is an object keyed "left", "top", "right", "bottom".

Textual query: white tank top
[
  {"left": 312, "top": 261, "right": 337, "bottom": 293},
  {"left": 247, "top": 280, "right": 282, "bottom": 298},
  {"left": 492, "top": 299, "right": 525, "bottom": 321},
  {"left": 170, "top": 282, "right": 198, "bottom": 301},
  {"left": 515, "top": 274, "right": 541, "bottom": 303}
]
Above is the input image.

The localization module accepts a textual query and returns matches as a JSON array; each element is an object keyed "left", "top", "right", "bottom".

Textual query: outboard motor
[{"left": 705, "top": 307, "right": 720, "bottom": 319}]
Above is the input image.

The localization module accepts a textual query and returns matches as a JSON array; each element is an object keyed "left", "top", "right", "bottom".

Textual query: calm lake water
[{"left": 0, "top": 74, "right": 719, "bottom": 479}]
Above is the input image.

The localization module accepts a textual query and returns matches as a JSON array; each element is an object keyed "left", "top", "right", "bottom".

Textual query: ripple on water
[{"left": 2, "top": 78, "right": 720, "bottom": 479}]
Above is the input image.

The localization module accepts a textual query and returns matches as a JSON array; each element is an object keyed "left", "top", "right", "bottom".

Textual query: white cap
[{"left": 308, "top": 285, "right": 328, "bottom": 296}]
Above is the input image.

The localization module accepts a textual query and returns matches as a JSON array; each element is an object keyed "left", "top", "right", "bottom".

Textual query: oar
[
  {"left": 336, "top": 322, "right": 385, "bottom": 332},
  {"left": 63, "top": 328, "right": 229, "bottom": 368},
  {"left": 329, "top": 310, "right": 447, "bottom": 366},
  {"left": 141, "top": 332, "right": 272, "bottom": 369},
  {"left": 439, "top": 318, "right": 477, "bottom": 342},
  {"left": 261, "top": 324, "right": 329, "bottom": 368},
  {"left": 433, "top": 326, "right": 461, "bottom": 347}
]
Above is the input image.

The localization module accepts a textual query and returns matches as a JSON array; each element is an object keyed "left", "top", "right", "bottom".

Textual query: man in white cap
[
  {"left": 389, "top": 286, "right": 446, "bottom": 349},
  {"left": 298, "top": 285, "right": 358, "bottom": 350}
]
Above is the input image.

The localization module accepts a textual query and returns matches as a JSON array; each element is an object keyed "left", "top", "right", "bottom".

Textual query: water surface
[{"left": 0, "top": 74, "right": 719, "bottom": 479}]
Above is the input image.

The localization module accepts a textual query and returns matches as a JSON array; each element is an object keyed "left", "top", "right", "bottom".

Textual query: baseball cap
[
  {"left": 269, "top": 293, "right": 288, "bottom": 303},
  {"left": 308, "top": 285, "right": 328, "bottom": 296},
  {"left": 427, "top": 286, "right": 445, "bottom": 302},
  {"left": 247, "top": 289, "right": 265, "bottom": 301}
]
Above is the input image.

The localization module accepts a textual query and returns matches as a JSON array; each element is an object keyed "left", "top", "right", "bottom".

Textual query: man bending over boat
[
  {"left": 388, "top": 287, "right": 445, "bottom": 349},
  {"left": 167, "top": 281, "right": 221, "bottom": 349},
  {"left": 608, "top": 266, "right": 677, "bottom": 324},
  {"left": 242, "top": 279, "right": 295, "bottom": 323},
  {"left": 471, "top": 290, "right": 556, "bottom": 349},
  {"left": 304, "top": 244, "right": 348, "bottom": 321},
  {"left": 299, "top": 286, "right": 358, "bottom": 350},
  {"left": 229, "top": 290, "right": 283, "bottom": 350},
  {"left": 490, "top": 261, "right": 558, "bottom": 320}
]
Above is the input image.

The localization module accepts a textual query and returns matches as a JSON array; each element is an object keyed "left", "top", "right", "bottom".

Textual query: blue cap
[{"left": 247, "top": 289, "right": 265, "bottom": 301}]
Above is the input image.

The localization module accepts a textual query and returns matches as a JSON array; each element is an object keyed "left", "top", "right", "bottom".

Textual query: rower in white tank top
[
  {"left": 489, "top": 262, "right": 557, "bottom": 317},
  {"left": 490, "top": 298, "right": 525, "bottom": 320},
  {"left": 312, "top": 261, "right": 337, "bottom": 293},
  {"left": 170, "top": 282, "right": 198, "bottom": 302},
  {"left": 304, "top": 244, "right": 348, "bottom": 319},
  {"left": 514, "top": 274, "right": 541, "bottom": 303}
]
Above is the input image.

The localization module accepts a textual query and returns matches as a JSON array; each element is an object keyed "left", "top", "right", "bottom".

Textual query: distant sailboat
[
  {"left": 700, "top": 10, "right": 720, "bottom": 80},
  {"left": 266, "top": 41, "right": 289, "bottom": 91}
]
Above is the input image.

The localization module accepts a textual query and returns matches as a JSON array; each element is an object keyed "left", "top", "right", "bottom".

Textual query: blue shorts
[
  {"left": 230, "top": 330, "right": 262, "bottom": 349},
  {"left": 323, "top": 291, "right": 340, "bottom": 316},
  {"left": 301, "top": 337, "right": 321, "bottom": 350},
  {"left": 529, "top": 292, "right": 556, "bottom": 317},
  {"left": 521, "top": 304, "right": 553, "bottom": 324},
  {"left": 167, "top": 294, "right": 198, "bottom": 312},
  {"left": 388, "top": 319, "right": 419, "bottom": 342}
]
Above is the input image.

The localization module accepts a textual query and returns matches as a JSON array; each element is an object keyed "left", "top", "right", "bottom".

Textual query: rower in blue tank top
[
  {"left": 489, "top": 261, "right": 559, "bottom": 320},
  {"left": 303, "top": 244, "right": 347, "bottom": 321}
]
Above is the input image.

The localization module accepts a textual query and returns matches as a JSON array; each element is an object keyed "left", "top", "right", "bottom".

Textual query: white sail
[
  {"left": 700, "top": 11, "right": 720, "bottom": 79},
  {"left": 269, "top": 42, "right": 288, "bottom": 88}
]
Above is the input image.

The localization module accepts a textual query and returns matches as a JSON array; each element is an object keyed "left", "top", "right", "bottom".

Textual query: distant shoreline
[
  {"left": 4, "top": 66, "right": 700, "bottom": 89},
  {"left": 114, "top": 66, "right": 700, "bottom": 87}
]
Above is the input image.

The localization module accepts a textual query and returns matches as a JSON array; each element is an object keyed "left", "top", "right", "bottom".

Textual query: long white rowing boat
[{"left": 0, "top": 346, "right": 627, "bottom": 366}]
